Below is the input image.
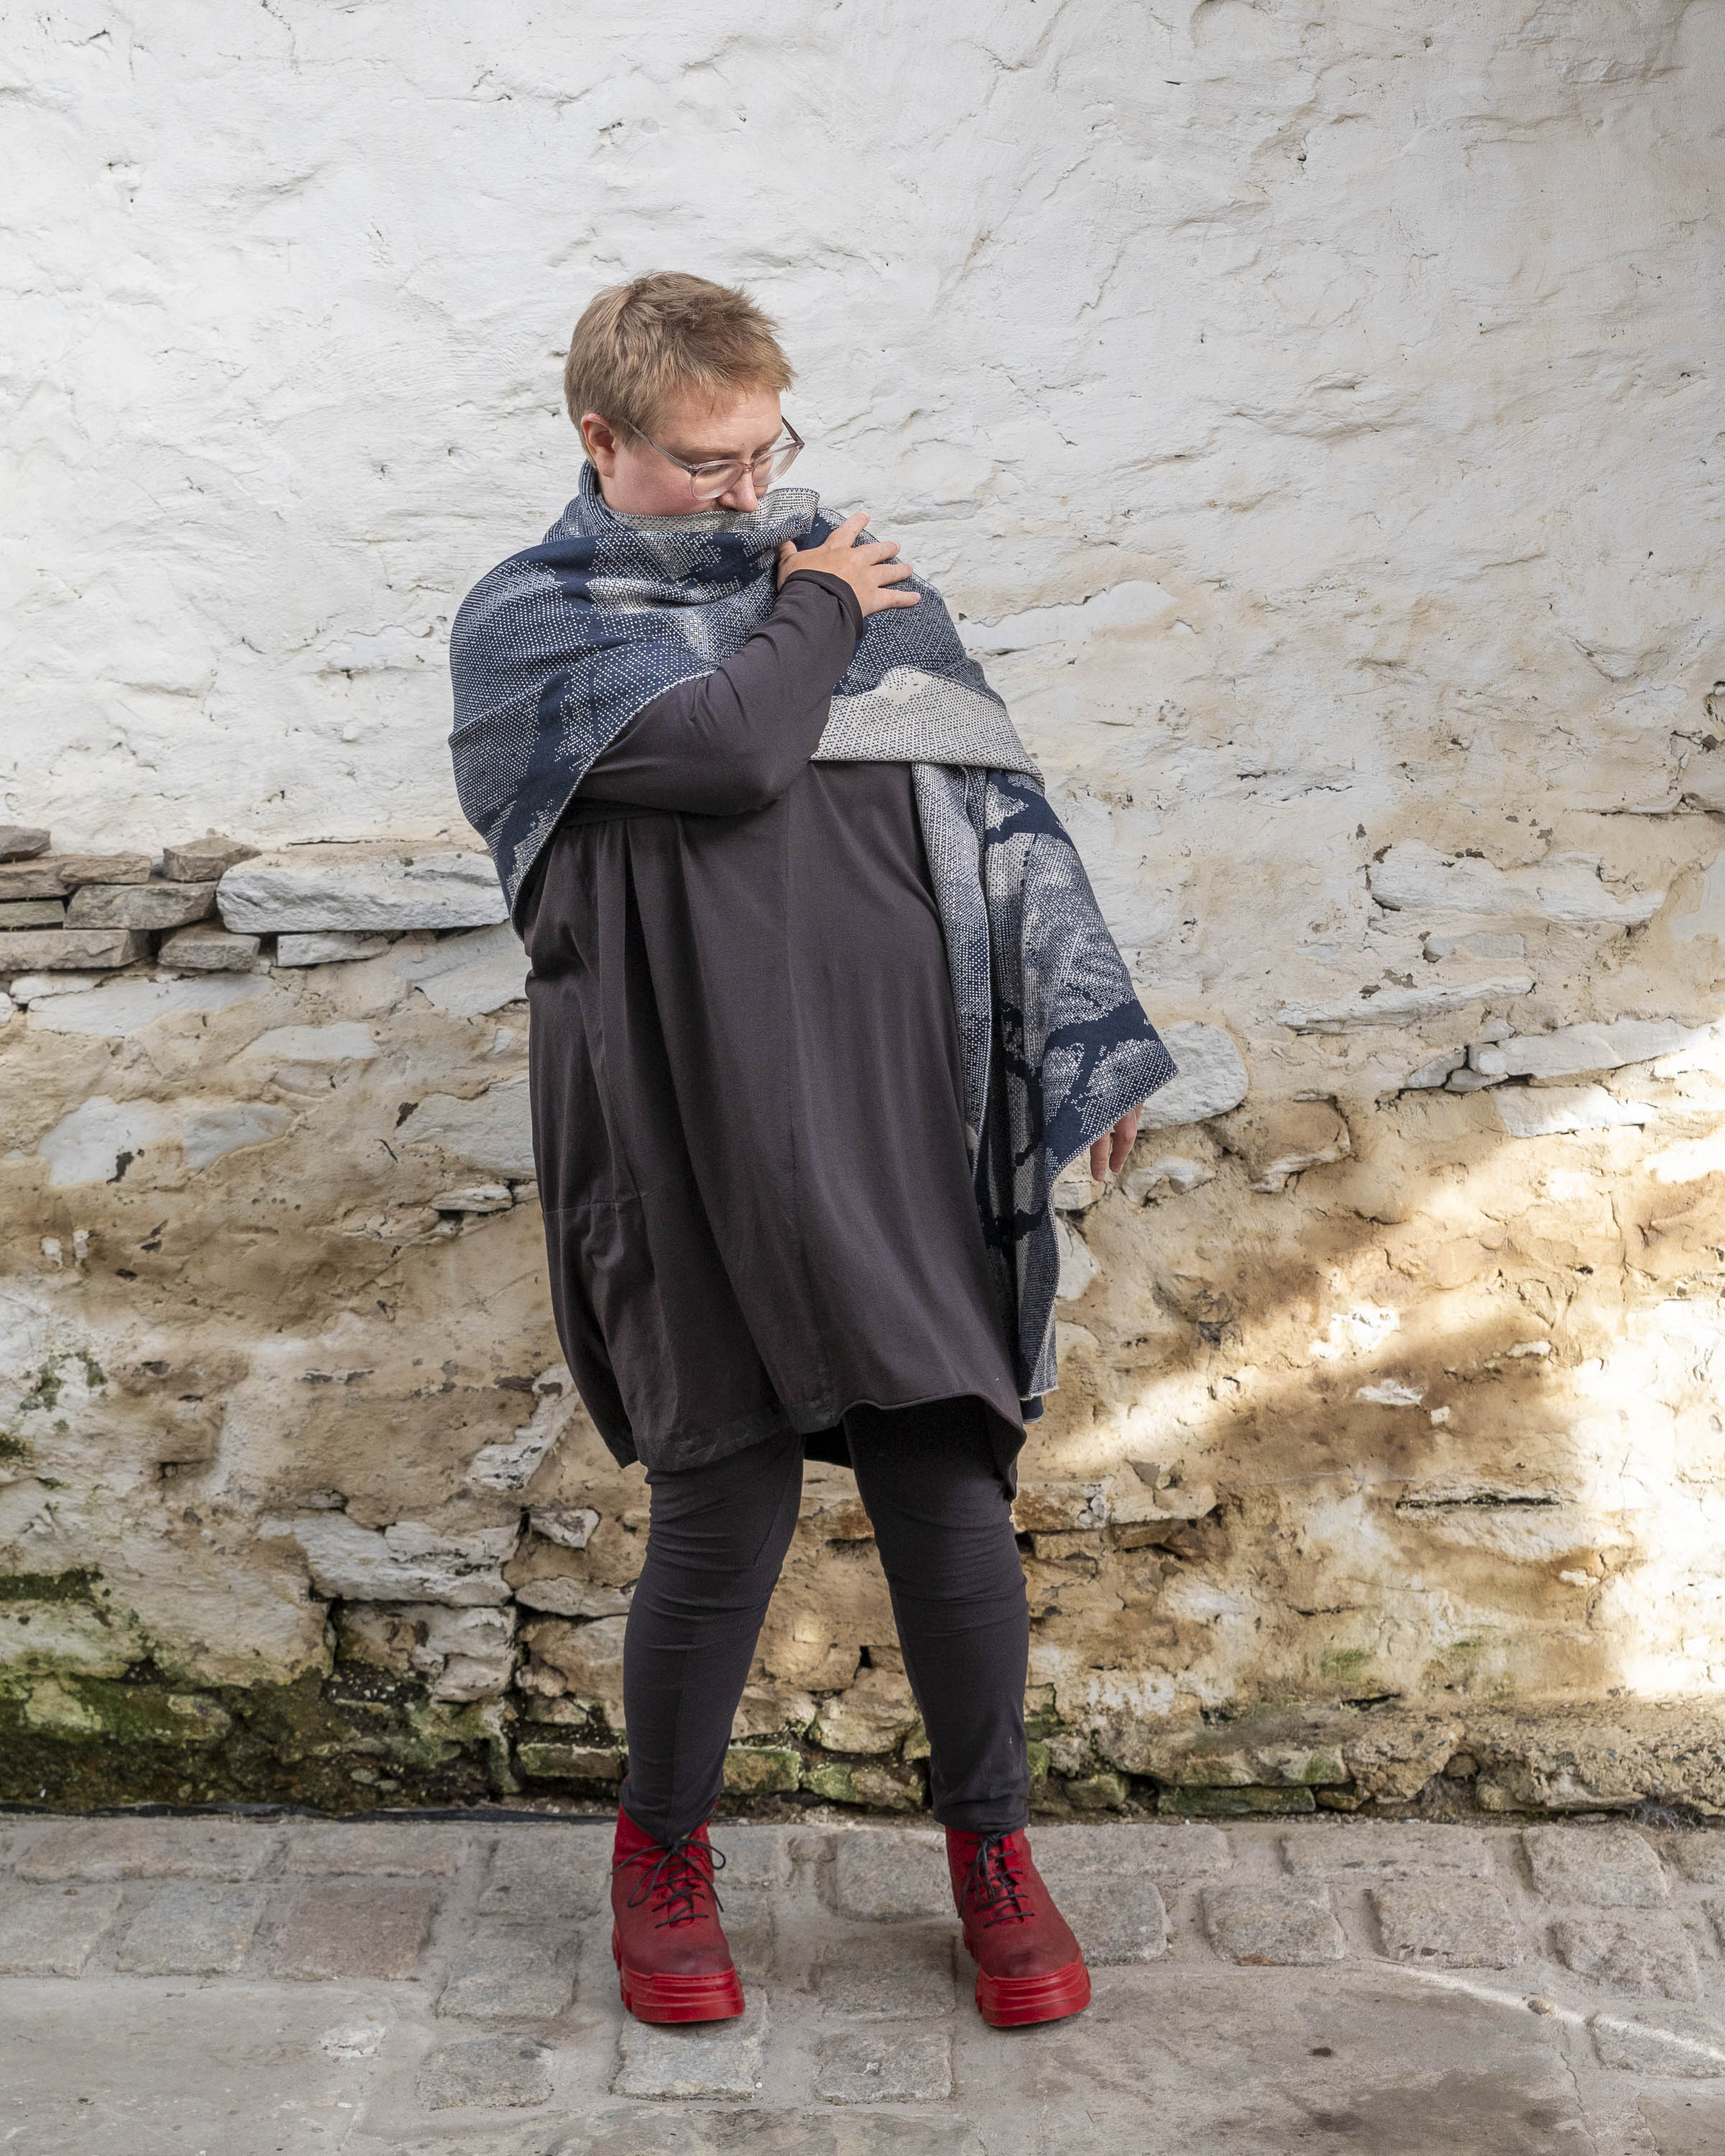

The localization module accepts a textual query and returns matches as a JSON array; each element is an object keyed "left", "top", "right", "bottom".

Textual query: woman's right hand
[{"left": 777, "top": 510, "right": 921, "bottom": 617}]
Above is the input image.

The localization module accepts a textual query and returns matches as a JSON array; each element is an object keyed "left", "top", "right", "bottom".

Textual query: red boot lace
[
  {"left": 960, "top": 1833, "right": 1035, "bottom": 1930},
  {"left": 613, "top": 1832, "right": 728, "bottom": 1930}
]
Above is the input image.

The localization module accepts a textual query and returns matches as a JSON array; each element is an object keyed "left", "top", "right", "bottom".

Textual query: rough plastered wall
[{"left": 3, "top": 1, "right": 1724, "bottom": 1819}]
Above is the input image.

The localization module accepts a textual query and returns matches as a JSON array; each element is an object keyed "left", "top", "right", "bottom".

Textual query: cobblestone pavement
[{"left": 4, "top": 1812, "right": 1725, "bottom": 2153}]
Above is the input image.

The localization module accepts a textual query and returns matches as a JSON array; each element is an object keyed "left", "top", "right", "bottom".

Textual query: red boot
[
  {"left": 610, "top": 1806, "right": 744, "bottom": 2024},
  {"left": 946, "top": 1828, "right": 1091, "bottom": 2027}
]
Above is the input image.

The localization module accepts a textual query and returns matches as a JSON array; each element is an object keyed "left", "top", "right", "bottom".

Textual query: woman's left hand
[{"left": 1089, "top": 1106, "right": 1141, "bottom": 1182}]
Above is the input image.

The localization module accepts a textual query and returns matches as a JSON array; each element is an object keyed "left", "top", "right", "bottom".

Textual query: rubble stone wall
[{"left": 3, "top": 2, "right": 1724, "bottom": 1818}]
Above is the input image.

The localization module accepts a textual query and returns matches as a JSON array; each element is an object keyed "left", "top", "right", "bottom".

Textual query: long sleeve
[{"left": 574, "top": 569, "right": 864, "bottom": 816}]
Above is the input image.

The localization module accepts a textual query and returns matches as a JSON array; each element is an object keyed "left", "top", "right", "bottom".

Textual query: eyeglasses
[{"left": 627, "top": 416, "right": 804, "bottom": 502}]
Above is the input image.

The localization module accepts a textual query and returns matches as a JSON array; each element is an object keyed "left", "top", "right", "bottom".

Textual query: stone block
[
  {"left": 0, "top": 926, "right": 147, "bottom": 970},
  {"left": 1277, "top": 975, "right": 1533, "bottom": 1033},
  {"left": 1666, "top": 1835, "right": 1725, "bottom": 1884},
  {"left": 0, "top": 1881, "right": 123, "bottom": 1973},
  {"left": 809, "top": 1668, "right": 919, "bottom": 1755},
  {"left": 709, "top": 1827, "right": 792, "bottom": 1895},
  {"left": 516, "top": 1741, "right": 625, "bottom": 1782},
  {"left": 1031, "top": 1821, "right": 1233, "bottom": 1881},
  {"left": 1049, "top": 1876, "right": 1169, "bottom": 1965},
  {"left": 158, "top": 921, "right": 264, "bottom": 970},
  {"left": 0, "top": 898, "right": 65, "bottom": 926},
  {"left": 1550, "top": 1912, "right": 1698, "bottom": 1999},
  {"left": 1523, "top": 1823, "right": 1667, "bottom": 1906},
  {"left": 1160, "top": 1785, "right": 1317, "bottom": 1816},
  {"left": 373, "top": 2114, "right": 988, "bottom": 2155},
  {"left": 1494, "top": 1084, "right": 1654, "bottom": 1138},
  {"left": 272, "top": 1514, "right": 518, "bottom": 1606},
  {"left": 24, "top": 969, "right": 270, "bottom": 1032},
  {"left": 1135, "top": 1021, "right": 1248, "bottom": 1129},
  {"left": 1591, "top": 2007, "right": 1725, "bottom": 2076},
  {"left": 54, "top": 852, "right": 153, "bottom": 886},
  {"left": 1064, "top": 1771, "right": 1131, "bottom": 1810},
  {"left": 1280, "top": 1824, "right": 1495, "bottom": 1877},
  {"left": 722, "top": 1745, "right": 801, "bottom": 1795},
  {"left": 339, "top": 1601, "right": 517, "bottom": 1699},
  {"left": 19, "top": 1819, "right": 280, "bottom": 1881},
  {"left": 814, "top": 2027, "right": 954, "bottom": 2104},
  {"left": 1369, "top": 1877, "right": 1520, "bottom": 1968},
  {"left": 0, "top": 825, "right": 50, "bottom": 860},
  {"left": 418, "top": 2035, "right": 553, "bottom": 2109},
  {"left": 397, "top": 922, "right": 528, "bottom": 1014},
  {"left": 1368, "top": 841, "right": 1663, "bottom": 926},
  {"left": 518, "top": 1613, "right": 627, "bottom": 1709},
  {"left": 66, "top": 880, "right": 218, "bottom": 929},
  {"left": 832, "top": 1830, "right": 949, "bottom": 1920},
  {"left": 397, "top": 1078, "right": 537, "bottom": 1178},
  {"left": 272, "top": 1879, "right": 441, "bottom": 1978},
  {"left": 612, "top": 1999, "right": 769, "bottom": 2100},
  {"left": 1201, "top": 1884, "right": 1347, "bottom": 1966},
  {"left": 161, "top": 835, "right": 258, "bottom": 882},
  {"left": 218, "top": 843, "right": 507, "bottom": 932},
  {"left": 438, "top": 1929, "right": 574, "bottom": 2019},
  {"left": 803, "top": 1759, "right": 926, "bottom": 1812},
  {"left": 813, "top": 1930, "right": 955, "bottom": 2017},
  {"left": 481, "top": 1830, "right": 606, "bottom": 1920},
  {"left": 0, "top": 860, "right": 70, "bottom": 898},
  {"left": 284, "top": 1824, "right": 466, "bottom": 1875},
  {"left": 1483, "top": 1018, "right": 1702, "bottom": 1082},
  {"left": 113, "top": 1884, "right": 267, "bottom": 1974},
  {"left": 276, "top": 929, "right": 395, "bottom": 965}
]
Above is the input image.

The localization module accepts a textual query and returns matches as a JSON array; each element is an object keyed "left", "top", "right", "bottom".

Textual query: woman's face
[{"left": 581, "top": 383, "right": 786, "bottom": 515}]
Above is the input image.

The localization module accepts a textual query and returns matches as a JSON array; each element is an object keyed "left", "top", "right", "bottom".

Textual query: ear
[{"left": 581, "top": 412, "right": 622, "bottom": 474}]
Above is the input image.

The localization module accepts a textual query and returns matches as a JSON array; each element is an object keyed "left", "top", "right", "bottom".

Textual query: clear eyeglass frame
[{"left": 629, "top": 416, "right": 805, "bottom": 502}]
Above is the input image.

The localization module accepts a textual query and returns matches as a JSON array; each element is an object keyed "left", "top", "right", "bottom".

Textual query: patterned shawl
[{"left": 449, "top": 464, "right": 1176, "bottom": 1406}]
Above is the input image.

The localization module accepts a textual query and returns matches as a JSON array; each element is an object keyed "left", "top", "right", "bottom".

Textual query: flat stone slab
[
  {"left": 112, "top": 1884, "right": 268, "bottom": 1974},
  {"left": 1034, "top": 1819, "right": 1233, "bottom": 1881},
  {"left": 813, "top": 1927, "right": 956, "bottom": 2017},
  {"left": 18, "top": 1818, "right": 281, "bottom": 1881},
  {"left": 0, "top": 926, "right": 147, "bottom": 969},
  {"left": 480, "top": 1829, "right": 607, "bottom": 1920},
  {"left": 418, "top": 2033, "right": 553, "bottom": 2109},
  {"left": 1369, "top": 1876, "right": 1522, "bottom": 1968},
  {"left": 1665, "top": 1834, "right": 1725, "bottom": 1884},
  {"left": 158, "top": 922, "right": 263, "bottom": 970},
  {"left": 1049, "top": 1873, "right": 1169, "bottom": 1963},
  {"left": 611, "top": 1999, "right": 769, "bottom": 2100},
  {"left": 218, "top": 844, "right": 507, "bottom": 933},
  {"left": 0, "top": 1882, "right": 123, "bottom": 1974},
  {"left": 272, "top": 1879, "right": 441, "bottom": 1978},
  {"left": 1280, "top": 1823, "right": 1496, "bottom": 1878},
  {"left": 161, "top": 837, "right": 257, "bottom": 882},
  {"left": 1522, "top": 1824, "right": 1667, "bottom": 1907},
  {"left": 1201, "top": 1883, "right": 1348, "bottom": 1966},
  {"left": 65, "top": 880, "right": 218, "bottom": 929},
  {"left": 831, "top": 1829, "right": 949, "bottom": 1920},
  {"left": 815, "top": 2027, "right": 954, "bottom": 2103},
  {"left": 1591, "top": 2007, "right": 1725, "bottom": 2076},
  {"left": 53, "top": 853, "right": 154, "bottom": 886},
  {"left": 0, "top": 825, "right": 50, "bottom": 860},
  {"left": 438, "top": 1927, "right": 575, "bottom": 2019},
  {"left": 276, "top": 929, "right": 395, "bottom": 965},
  {"left": 397, "top": 923, "right": 527, "bottom": 1014},
  {"left": 1550, "top": 1911, "right": 1698, "bottom": 1998}
]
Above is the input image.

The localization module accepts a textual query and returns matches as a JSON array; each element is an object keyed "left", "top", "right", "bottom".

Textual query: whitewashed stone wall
[{"left": 3, "top": 1, "right": 1724, "bottom": 1815}]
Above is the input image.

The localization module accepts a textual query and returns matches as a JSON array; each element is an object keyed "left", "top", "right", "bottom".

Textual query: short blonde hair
[{"left": 564, "top": 272, "right": 794, "bottom": 441}]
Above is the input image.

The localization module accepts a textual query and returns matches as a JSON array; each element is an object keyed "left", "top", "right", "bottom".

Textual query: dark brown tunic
[{"left": 520, "top": 568, "right": 1024, "bottom": 1476}]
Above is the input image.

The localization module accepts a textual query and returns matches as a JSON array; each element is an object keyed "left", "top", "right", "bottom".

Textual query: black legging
[{"left": 618, "top": 1396, "right": 1030, "bottom": 1842}]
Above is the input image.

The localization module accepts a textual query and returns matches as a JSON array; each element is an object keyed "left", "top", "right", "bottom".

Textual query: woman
[{"left": 450, "top": 272, "right": 1174, "bottom": 2030}]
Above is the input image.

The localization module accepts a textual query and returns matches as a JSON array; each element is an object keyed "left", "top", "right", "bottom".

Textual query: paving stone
[
  {"left": 1369, "top": 1876, "right": 1521, "bottom": 1968},
  {"left": 418, "top": 2033, "right": 553, "bottom": 2109},
  {"left": 1032, "top": 1819, "right": 1233, "bottom": 1881},
  {"left": 17, "top": 1818, "right": 281, "bottom": 1883},
  {"left": 1048, "top": 1874, "right": 1169, "bottom": 1963},
  {"left": 1591, "top": 2007, "right": 1725, "bottom": 2075},
  {"left": 831, "top": 1829, "right": 949, "bottom": 1920},
  {"left": 273, "top": 1879, "right": 441, "bottom": 1978},
  {"left": 814, "top": 1927, "right": 956, "bottom": 2016},
  {"left": 1664, "top": 1834, "right": 1725, "bottom": 1884},
  {"left": 815, "top": 2026, "right": 954, "bottom": 2104},
  {"left": 112, "top": 1884, "right": 267, "bottom": 1974},
  {"left": 1636, "top": 2091, "right": 1725, "bottom": 2156},
  {"left": 285, "top": 1823, "right": 467, "bottom": 1875},
  {"left": 1201, "top": 1883, "right": 1347, "bottom": 1965},
  {"left": 1280, "top": 1823, "right": 1495, "bottom": 1878},
  {"left": 480, "top": 1828, "right": 606, "bottom": 1919},
  {"left": 710, "top": 1823, "right": 793, "bottom": 1893},
  {"left": 611, "top": 1998, "right": 769, "bottom": 2100},
  {"left": 367, "top": 2111, "right": 987, "bottom": 2155},
  {"left": 0, "top": 1883, "right": 123, "bottom": 1973},
  {"left": 1550, "top": 1911, "right": 1698, "bottom": 1999},
  {"left": 438, "top": 1927, "right": 574, "bottom": 2018},
  {"left": 1523, "top": 1823, "right": 1667, "bottom": 1907}
]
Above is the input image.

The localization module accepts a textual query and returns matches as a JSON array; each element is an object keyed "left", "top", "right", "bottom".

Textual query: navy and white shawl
[{"left": 448, "top": 464, "right": 1175, "bottom": 1406}]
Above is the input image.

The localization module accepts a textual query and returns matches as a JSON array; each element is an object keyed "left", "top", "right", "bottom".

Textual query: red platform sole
[
  {"left": 974, "top": 1955, "right": 1092, "bottom": 2028},
  {"left": 612, "top": 1925, "right": 745, "bottom": 2024}
]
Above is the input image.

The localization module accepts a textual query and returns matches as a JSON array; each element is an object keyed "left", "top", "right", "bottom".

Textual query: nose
[{"left": 719, "top": 471, "right": 760, "bottom": 512}]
